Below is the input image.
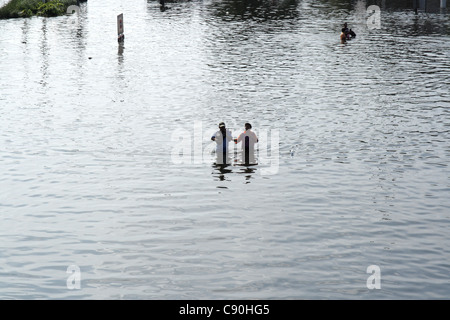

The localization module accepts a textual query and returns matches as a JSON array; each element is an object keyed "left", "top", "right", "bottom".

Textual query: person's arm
[
  {"left": 211, "top": 134, "right": 216, "bottom": 141},
  {"left": 227, "top": 131, "right": 233, "bottom": 143},
  {"left": 252, "top": 131, "right": 258, "bottom": 143},
  {"left": 236, "top": 133, "right": 242, "bottom": 144}
]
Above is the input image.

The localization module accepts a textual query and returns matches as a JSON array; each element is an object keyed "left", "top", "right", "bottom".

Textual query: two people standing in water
[{"left": 211, "top": 122, "right": 258, "bottom": 165}]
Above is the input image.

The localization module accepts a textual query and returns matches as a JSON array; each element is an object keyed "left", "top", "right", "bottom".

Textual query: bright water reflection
[{"left": 0, "top": 0, "right": 449, "bottom": 299}]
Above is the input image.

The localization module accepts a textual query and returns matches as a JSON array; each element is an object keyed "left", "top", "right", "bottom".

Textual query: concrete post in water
[
  {"left": 441, "top": 0, "right": 446, "bottom": 8},
  {"left": 117, "top": 13, "right": 124, "bottom": 43}
]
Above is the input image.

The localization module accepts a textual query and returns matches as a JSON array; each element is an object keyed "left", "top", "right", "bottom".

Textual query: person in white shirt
[
  {"left": 211, "top": 122, "right": 233, "bottom": 164},
  {"left": 235, "top": 123, "right": 258, "bottom": 164}
]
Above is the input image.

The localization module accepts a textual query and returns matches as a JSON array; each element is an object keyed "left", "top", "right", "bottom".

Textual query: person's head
[
  {"left": 341, "top": 28, "right": 346, "bottom": 33},
  {"left": 245, "top": 123, "right": 252, "bottom": 130},
  {"left": 344, "top": 22, "right": 347, "bottom": 27},
  {"left": 219, "top": 122, "right": 226, "bottom": 132}
]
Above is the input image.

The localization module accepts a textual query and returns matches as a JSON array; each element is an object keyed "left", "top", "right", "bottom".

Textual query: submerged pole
[
  {"left": 244, "top": 136, "right": 250, "bottom": 165},
  {"left": 222, "top": 133, "right": 227, "bottom": 165}
]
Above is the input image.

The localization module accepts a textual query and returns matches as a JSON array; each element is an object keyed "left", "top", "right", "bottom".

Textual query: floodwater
[{"left": 0, "top": 0, "right": 449, "bottom": 299}]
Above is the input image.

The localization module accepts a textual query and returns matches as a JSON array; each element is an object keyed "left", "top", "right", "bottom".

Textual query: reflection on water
[
  {"left": 212, "top": 0, "right": 300, "bottom": 21},
  {"left": 212, "top": 164, "right": 257, "bottom": 186},
  {"left": 212, "top": 149, "right": 258, "bottom": 185},
  {"left": 237, "top": 165, "right": 257, "bottom": 184},
  {"left": 39, "top": 19, "right": 49, "bottom": 89},
  {"left": 213, "top": 163, "right": 233, "bottom": 183},
  {"left": 118, "top": 41, "right": 124, "bottom": 56},
  {"left": 0, "top": 0, "right": 449, "bottom": 300}
]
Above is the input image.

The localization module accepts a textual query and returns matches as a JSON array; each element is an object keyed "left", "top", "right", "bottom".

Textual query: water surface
[{"left": 1, "top": 0, "right": 449, "bottom": 299}]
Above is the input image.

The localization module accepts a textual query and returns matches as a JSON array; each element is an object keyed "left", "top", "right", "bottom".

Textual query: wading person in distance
[
  {"left": 235, "top": 123, "right": 258, "bottom": 165},
  {"left": 342, "top": 22, "right": 356, "bottom": 40},
  {"left": 211, "top": 122, "right": 233, "bottom": 165},
  {"left": 340, "top": 28, "right": 347, "bottom": 43}
]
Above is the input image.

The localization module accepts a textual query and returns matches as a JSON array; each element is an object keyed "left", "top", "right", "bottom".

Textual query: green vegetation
[{"left": 0, "top": 0, "right": 78, "bottom": 19}]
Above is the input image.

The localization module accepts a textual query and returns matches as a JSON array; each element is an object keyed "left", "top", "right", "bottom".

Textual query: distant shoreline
[{"left": 0, "top": 0, "right": 78, "bottom": 19}]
